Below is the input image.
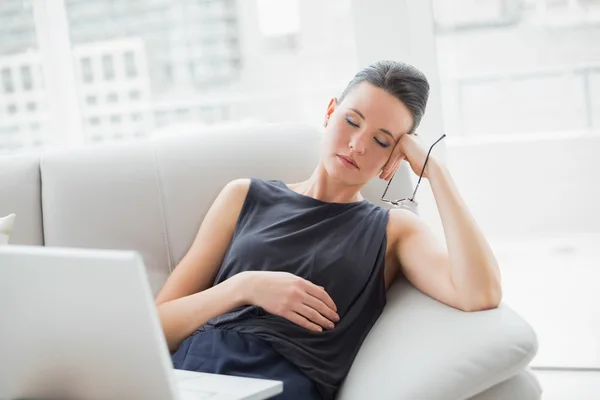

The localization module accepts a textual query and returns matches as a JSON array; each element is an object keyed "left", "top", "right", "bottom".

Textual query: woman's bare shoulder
[
  {"left": 386, "top": 208, "right": 421, "bottom": 241},
  {"left": 154, "top": 178, "right": 252, "bottom": 305},
  {"left": 222, "top": 178, "right": 251, "bottom": 196},
  {"left": 215, "top": 178, "right": 252, "bottom": 209}
]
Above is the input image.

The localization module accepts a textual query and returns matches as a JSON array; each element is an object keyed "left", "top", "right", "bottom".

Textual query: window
[
  {"left": 0, "top": 2, "right": 49, "bottom": 155},
  {"left": 1, "top": 68, "right": 14, "bottom": 93},
  {"left": 188, "top": 62, "right": 195, "bottom": 79},
  {"left": 124, "top": 51, "right": 137, "bottom": 78},
  {"left": 81, "top": 58, "right": 93, "bottom": 83},
  {"left": 163, "top": 63, "right": 173, "bottom": 83},
  {"left": 20, "top": 65, "right": 33, "bottom": 90},
  {"left": 129, "top": 90, "right": 141, "bottom": 100},
  {"left": 433, "top": 0, "right": 600, "bottom": 136},
  {"left": 102, "top": 54, "right": 115, "bottom": 80},
  {"left": 2, "top": 0, "right": 354, "bottom": 153}
]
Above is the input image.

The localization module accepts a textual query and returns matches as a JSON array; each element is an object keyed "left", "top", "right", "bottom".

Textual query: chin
[{"left": 325, "top": 158, "right": 368, "bottom": 185}]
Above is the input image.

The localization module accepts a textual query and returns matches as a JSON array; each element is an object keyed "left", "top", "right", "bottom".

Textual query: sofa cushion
[
  {"left": 40, "top": 142, "right": 172, "bottom": 296},
  {"left": 468, "top": 368, "right": 541, "bottom": 400},
  {"left": 0, "top": 154, "right": 43, "bottom": 245},
  {"left": 337, "top": 277, "right": 538, "bottom": 400}
]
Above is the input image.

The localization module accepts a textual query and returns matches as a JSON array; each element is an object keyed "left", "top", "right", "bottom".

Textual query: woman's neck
[{"left": 289, "top": 165, "right": 365, "bottom": 204}]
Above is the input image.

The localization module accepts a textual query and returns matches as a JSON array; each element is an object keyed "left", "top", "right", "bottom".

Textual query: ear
[{"left": 323, "top": 97, "right": 339, "bottom": 127}]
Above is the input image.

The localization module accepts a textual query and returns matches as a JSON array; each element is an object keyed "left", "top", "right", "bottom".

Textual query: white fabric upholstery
[
  {"left": 0, "top": 214, "right": 16, "bottom": 245},
  {"left": 0, "top": 123, "right": 540, "bottom": 399},
  {"left": 0, "top": 154, "right": 43, "bottom": 245},
  {"left": 469, "top": 368, "right": 541, "bottom": 400},
  {"left": 337, "top": 277, "right": 539, "bottom": 400},
  {"left": 40, "top": 141, "right": 174, "bottom": 296}
]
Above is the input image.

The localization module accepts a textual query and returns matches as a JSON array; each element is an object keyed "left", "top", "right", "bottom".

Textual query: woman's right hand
[{"left": 239, "top": 271, "right": 340, "bottom": 332}]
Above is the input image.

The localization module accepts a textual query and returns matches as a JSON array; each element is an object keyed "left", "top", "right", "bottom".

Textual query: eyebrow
[{"left": 348, "top": 108, "right": 397, "bottom": 141}]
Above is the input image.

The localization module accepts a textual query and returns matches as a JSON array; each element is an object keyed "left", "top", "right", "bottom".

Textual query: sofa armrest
[{"left": 337, "top": 277, "right": 538, "bottom": 400}]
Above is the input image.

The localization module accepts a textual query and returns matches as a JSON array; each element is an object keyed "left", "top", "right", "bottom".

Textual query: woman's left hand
[{"left": 380, "top": 133, "right": 431, "bottom": 181}]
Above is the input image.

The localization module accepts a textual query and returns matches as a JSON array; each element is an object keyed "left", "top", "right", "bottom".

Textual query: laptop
[{"left": 0, "top": 245, "right": 283, "bottom": 400}]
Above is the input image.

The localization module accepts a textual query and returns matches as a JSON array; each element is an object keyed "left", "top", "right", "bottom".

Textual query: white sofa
[{"left": 0, "top": 123, "right": 541, "bottom": 399}]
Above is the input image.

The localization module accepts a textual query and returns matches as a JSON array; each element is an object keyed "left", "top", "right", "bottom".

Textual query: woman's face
[{"left": 322, "top": 82, "right": 414, "bottom": 185}]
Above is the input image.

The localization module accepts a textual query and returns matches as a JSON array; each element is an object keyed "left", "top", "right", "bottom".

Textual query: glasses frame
[{"left": 380, "top": 133, "right": 447, "bottom": 209}]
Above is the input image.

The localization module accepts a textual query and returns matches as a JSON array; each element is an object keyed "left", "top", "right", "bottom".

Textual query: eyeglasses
[{"left": 380, "top": 133, "right": 447, "bottom": 209}]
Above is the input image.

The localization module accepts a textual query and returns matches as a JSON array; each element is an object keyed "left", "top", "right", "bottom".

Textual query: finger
[
  {"left": 383, "top": 160, "right": 399, "bottom": 181},
  {"left": 382, "top": 164, "right": 396, "bottom": 180},
  {"left": 302, "top": 292, "right": 339, "bottom": 323},
  {"left": 386, "top": 153, "right": 406, "bottom": 180},
  {"left": 284, "top": 311, "right": 323, "bottom": 332},
  {"left": 380, "top": 164, "right": 395, "bottom": 180},
  {"left": 380, "top": 163, "right": 389, "bottom": 179},
  {"left": 390, "top": 159, "right": 403, "bottom": 178},
  {"left": 381, "top": 159, "right": 398, "bottom": 179},
  {"left": 382, "top": 141, "right": 404, "bottom": 177},
  {"left": 296, "top": 304, "right": 335, "bottom": 330},
  {"left": 390, "top": 153, "right": 407, "bottom": 177},
  {"left": 379, "top": 167, "right": 388, "bottom": 179},
  {"left": 303, "top": 281, "right": 338, "bottom": 313}
]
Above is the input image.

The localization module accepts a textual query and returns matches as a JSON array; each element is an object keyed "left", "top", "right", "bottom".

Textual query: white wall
[{"left": 447, "top": 133, "right": 600, "bottom": 240}]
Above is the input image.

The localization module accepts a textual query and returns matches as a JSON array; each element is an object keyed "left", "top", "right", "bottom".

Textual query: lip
[{"left": 337, "top": 154, "right": 359, "bottom": 169}]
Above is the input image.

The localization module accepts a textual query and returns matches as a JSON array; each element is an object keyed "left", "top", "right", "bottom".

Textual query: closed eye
[
  {"left": 375, "top": 138, "right": 389, "bottom": 148},
  {"left": 346, "top": 116, "right": 389, "bottom": 148},
  {"left": 345, "top": 116, "right": 359, "bottom": 128}
]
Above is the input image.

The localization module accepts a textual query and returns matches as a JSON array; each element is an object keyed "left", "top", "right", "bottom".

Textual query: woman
[{"left": 155, "top": 60, "right": 502, "bottom": 400}]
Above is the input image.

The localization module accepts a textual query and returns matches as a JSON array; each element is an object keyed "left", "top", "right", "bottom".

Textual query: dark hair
[{"left": 339, "top": 60, "right": 430, "bottom": 134}]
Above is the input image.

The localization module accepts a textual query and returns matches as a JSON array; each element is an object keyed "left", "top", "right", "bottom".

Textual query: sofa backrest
[
  {"left": 0, "top": 123, "right": 539, "bottom": 400},
  {"left": 1, "top": 123, "right": 414, "bottom": 295},
  {"left": 0, "top": 154, "right": 44, "bottom": 246}
]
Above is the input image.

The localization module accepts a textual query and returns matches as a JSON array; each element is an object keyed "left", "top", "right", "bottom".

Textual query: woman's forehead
[{"left": 341, "top": 83, "right": 413, "bottom": 135}]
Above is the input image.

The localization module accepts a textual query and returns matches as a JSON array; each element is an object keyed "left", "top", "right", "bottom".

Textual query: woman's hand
[
  {"left": 239, "top": 271, "right": 339, "bottom": 332},
  {"left": 380, "top": 133, "right": 433, "bottom": 181}
]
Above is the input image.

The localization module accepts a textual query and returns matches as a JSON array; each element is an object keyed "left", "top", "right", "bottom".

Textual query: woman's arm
[
  {"left": 157, "top": 275, "right": 247, "bottom": 352},
  {"left": 382, "top": 133, "right": 502, "bottom": 311},
  {"left": 155, "top": 179, "right": 250, "bottom": 352},
  {"left": 428, "top": 158, "right": 502, "bottom": 309},
  {"left": 391, "top": 157, "right": 502, "bottom": 312}
]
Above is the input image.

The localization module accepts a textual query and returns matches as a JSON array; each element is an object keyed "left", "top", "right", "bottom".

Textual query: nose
[{"left": 349, "top": 131, "right": 367, "bottom": 154}]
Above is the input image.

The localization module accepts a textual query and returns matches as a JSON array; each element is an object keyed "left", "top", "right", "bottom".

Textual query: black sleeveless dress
[{"left": 172, "top": 178, "right": 390, "bottom": 400}]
